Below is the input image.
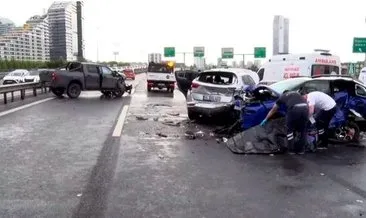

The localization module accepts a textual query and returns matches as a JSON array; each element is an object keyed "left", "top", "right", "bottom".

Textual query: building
[
  {"left": 0, "top": 17, "right": 15, "bottom": 35},
  {"left": 273, "top": 15, "right": 289, "bottom": 55},
  {"left": 148, "top": 53, "right": 162, "bottom": 63},
  {"left": 194, "top": 57, "right": 205, "bottom": 70},
  {"left": 0, "top": 14, "right": 50, "bottom": 61},
  {"left": 48, "top": 1, "right": 83, "bottom": 61}
]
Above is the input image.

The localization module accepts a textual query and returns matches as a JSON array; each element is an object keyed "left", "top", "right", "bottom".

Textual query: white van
[
  {"left": 257, "top": 50, "right": 341, "bottom": 84},
  {"left": 358, "top": 67, "right": 366, "bottom": 85}
]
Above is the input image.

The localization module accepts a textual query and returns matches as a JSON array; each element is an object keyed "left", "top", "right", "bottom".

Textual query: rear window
[
  {"left": 311, "top": 65, "right": 339, "bottom": 76},
  {"left": 148, "top": 63, "right": 172, "bottom": 73},
  {"left": 198, "top": 71, "right": 237, "bottom": 85}
]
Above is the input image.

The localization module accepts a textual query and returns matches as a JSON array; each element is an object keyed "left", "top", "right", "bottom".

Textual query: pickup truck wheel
[
  {"left": 67, "top": 83, "right": 81, "bottom": 99},
  {"left": 51, "top": 88, "right": 64, "bottom": 97},
  {"left": 113, "top": 89, "right": 124, "bottom": 98}
]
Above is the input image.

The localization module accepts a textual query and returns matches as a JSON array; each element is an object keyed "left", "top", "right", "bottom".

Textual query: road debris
[
  {"left": 222, "top": 137, "right": 228, "bottom": 143},
  {"left": 167, "top": 112, "right": 180, "bottom": 116},
  {"left": 195, "top": 131, "right": 205, "bottom": 138},
  {"left": 156, "top": 133, "right": 168, "bottom": 138},
  {"left": 320, "top": 173, "right": 325, "bottom": 176},
  {"left": 209, "top": 132, "right": 215, "bottom": 137},
  {"left": 162, "top": 120, "right": 181, "bottom": 127},
  {"left": 269, "top": 154, "right": 275, "bottom": 156},
  {"left": 153, "top": 117, "right": 159, "bottom": 121},
  {"left": 147, "top": 103, "right": 172, "bottom": 108},
  {"left": 77, "top": 193, "right": 82, "bottom": 197},
  {"left": 158, "top": 154, "right": 164, "bottom": 159},
  {"left": 185, "top": 131, "right": 196, "bottom": 140},
  {"left": 356, "top": 200, "right": 364, "bottom": 203},
  {"left": 136, "top": 115, "right": 148, "bottom": 120}
]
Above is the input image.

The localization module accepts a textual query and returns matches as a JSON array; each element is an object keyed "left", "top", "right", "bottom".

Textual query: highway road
[{"left": 0, "top": 73, "right": 366, "bottom": 217}]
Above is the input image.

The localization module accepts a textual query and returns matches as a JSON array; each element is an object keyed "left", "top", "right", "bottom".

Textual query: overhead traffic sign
[
  {"left": 194, "top": 47, "right": 205, "bottom": 57},
  {"left": 221, "top": 48, "right": 234, "bottom": 59},
  {"left": 254, "top": 47, "right": 266, "bottom": 58},
  {"left": 164, "top": 47, "right": 175, "bottom": 57},
  {"left": 353, "top": 38, "right": 366, "bottom": 53}
]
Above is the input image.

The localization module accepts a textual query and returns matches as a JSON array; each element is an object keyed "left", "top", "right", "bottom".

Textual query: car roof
[
  {"left": 203, "top": 68, "right": 256, "bottom": 75},
  {"left": 275, "top": 76, "right": 365, "bottom": 86}
]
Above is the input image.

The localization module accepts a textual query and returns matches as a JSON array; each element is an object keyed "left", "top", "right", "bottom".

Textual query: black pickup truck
[{"left": 40, "top": 62, "right": 132, "bottom": 99}]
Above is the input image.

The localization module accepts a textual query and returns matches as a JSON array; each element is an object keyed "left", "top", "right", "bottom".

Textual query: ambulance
[
  {"left": 258, "top": 50, "right": 341, "bottom": 84},
  {"left": 358, "top": 67, "right": 366, "bottom": 85}
]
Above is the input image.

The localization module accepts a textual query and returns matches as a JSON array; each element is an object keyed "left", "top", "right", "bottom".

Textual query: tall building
[
  {"left": 194, "top": 57, "right": 205, "bottom": 70},
  {"left": 148, "top": 53, "right": 162, "bottom": 63},
  {"left": 0, "top": 17, "right": 15, "bottom": 35},
  {"left": 0, "top": 14, "right": 50, "bottom": 61},
  {"left": 273, "top": 15, "right": 289, "bottom": 55},
  {"left": 48, "top": 1, "right": 82, "bottom": 61}
]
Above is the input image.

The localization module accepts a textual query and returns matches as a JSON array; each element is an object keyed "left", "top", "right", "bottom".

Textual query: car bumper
[
  {"left": 147, "top": 80, "right": 175, "bottom": 88},
  {"left": 187, "top": 101, "right": 233, "bottom": 116}
]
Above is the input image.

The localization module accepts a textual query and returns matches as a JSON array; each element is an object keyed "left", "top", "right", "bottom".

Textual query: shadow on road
[{"left": 147, "top": 89, "right": 174, "bottom": 98}]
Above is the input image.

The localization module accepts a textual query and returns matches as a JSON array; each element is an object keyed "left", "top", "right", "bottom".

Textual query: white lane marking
[
  {"left": 0, "top": 97, "right": 54, "bottom": 118},
  {"left": 112, "top": 105, "right": 129, "bottom": 137}
]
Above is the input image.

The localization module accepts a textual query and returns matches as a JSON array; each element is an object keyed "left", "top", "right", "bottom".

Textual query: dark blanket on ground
[{"left": 226, "top": 118, "right": 288, "bottom": 154}]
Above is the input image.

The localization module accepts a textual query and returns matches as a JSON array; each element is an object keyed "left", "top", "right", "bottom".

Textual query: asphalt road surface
[{"left": 0, "top": 73, "right": 366, "bottom": 217}]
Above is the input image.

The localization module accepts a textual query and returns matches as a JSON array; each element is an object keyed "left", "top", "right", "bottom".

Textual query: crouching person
[{"left": 260, "top": 90, "right": 309, "bottom": 154}]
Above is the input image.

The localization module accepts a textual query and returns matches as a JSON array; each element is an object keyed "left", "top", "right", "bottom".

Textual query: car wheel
[
  {"left": 51, "top": 88, "right": 64, "bottom": 97},
  {"left": 188, "top": 109, "right": 199, "bottom": 120},
  {"left": 147, "top": 86, "right": 151, "bottom": 92},
  {"left": 169, "top": 88, "right": 174, "bottom": 93},
  {"left": 113, "top": 89, "right": 124, "bottom": 97},
  {"left": 67, "top": 82, "right": 81, "bottom": 99}
]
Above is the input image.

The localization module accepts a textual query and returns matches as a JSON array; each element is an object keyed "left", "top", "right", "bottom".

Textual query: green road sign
[
  {"left": 254, "top": 47, "right": 266, "bottom": 58},
  {"left": 194, "top": 47, "right": 205, "bottom": 57},
  {"left": 164, "top": 47, "right": 175, "bottom": 57},
  {"left": 221, "top": 48, "right": 234, "bottom": 59},
  {"left": 353, "top": 38, "right": 366, "bottom": 53}
]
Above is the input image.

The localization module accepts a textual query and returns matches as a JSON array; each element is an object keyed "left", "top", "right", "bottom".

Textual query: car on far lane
[
  {"left": 24, "top": 70, "right": 41, "bottom": 83},
  {"left": 175, "top": 68, "right": 259, "bottom": 120},
  {"left": 123, "top": 69, "right": 136, "bottom": 80},
  {"left": 2, "top": 69, "right": 30, "bottom": 84}
]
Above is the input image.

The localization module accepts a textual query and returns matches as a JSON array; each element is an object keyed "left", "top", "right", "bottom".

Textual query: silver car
[{"left": 176, "top": 68, "right": 259, "bottom": 119}]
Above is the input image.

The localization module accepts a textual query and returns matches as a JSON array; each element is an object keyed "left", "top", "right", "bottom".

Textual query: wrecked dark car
[{"left": 238, "top": 75, "right": 366, "bottom": 143}]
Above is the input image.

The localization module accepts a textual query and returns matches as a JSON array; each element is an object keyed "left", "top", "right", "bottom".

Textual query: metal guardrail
[{"left": 0, "top": 82, "right": 49, "bottom": 104}]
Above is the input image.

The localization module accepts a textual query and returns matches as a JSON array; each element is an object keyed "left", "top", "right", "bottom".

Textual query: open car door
[{"left": 174, "top": 70, "right": 200, "bottom": 98}]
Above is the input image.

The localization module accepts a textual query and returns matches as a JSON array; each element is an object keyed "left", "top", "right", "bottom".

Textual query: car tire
[
  {"left": 169, "top": 88, "right": 174, "bottom": 93},
  {"left": 51, "top": 88, "right": 64, "bottom": 97},
  {"left": 188, "top": 109, "right": 199, "bottom": 120},
  {"left": 67, "top": 82, "right": 81, "bottom": 99},
  {"left": 147, "top": 86, "right": 151, "bottom": 92},
  {"left": 346, "top": 121, "right": 360, "bottom": 143},
  {"left": 114, "top": 81, "right": 125, "bottom": 98}
]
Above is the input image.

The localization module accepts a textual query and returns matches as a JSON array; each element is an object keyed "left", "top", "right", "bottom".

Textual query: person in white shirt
[{"left": 303, "top": 91, "right": 337, "bottom": 148}]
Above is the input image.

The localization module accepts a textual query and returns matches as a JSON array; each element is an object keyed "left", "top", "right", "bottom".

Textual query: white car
[
  {"left": 3, "top": 69, "right": 30, "bottom": 85},
  {"left": 176, "top": 68, "right": 259, "bottom": 119},
  {"left": 24, "top": 70, "right": 40, "bottom": 83}
]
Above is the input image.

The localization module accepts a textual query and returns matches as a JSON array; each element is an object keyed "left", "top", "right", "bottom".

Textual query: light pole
[{"left": 96, "top": 26, "right": 100, "bottom": 63}]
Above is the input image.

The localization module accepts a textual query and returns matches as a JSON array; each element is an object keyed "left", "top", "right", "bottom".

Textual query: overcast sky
[{"left": 1, "top": 0, "right": 366, "bottom": 65}]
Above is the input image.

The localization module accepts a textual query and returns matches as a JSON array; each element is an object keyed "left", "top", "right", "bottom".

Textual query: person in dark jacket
[{"left": 260, "top": 90, "right": 309, "bottom": 154}]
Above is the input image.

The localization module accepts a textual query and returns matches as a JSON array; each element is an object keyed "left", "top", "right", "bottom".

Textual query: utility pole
[
  {"left": 177, "top": 52, "right": 193, "bottom": 68},
  {"left": 234, "top": 53, "right": 254, "bottom": 68}
]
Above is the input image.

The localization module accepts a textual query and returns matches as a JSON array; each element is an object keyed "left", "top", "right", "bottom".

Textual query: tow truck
[{"left": 147, "top": 61, "right": 176, "bottom": 92}]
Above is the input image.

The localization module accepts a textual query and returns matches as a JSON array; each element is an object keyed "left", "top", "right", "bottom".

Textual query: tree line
[{"left": 0, "top": 60, "right": 132, "bottom": 72}]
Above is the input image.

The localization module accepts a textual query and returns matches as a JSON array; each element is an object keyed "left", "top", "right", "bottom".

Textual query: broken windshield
[{"left": 198, "top": 71, "right": 237, "bottom": 85}]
